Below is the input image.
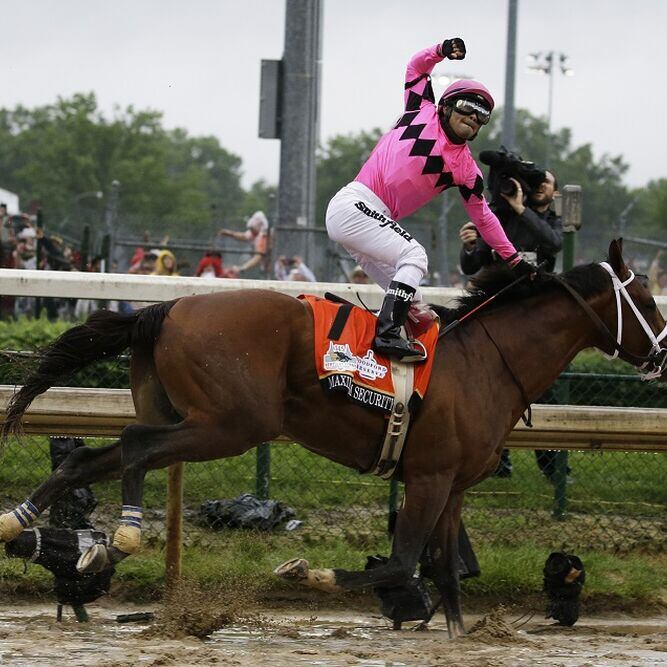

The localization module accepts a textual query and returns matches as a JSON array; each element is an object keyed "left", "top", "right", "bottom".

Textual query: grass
[
  {"left": 1, "top": 532, "right": 665, "bottom": 613},
  {"left": 0, "top": 437, "right": 665, "bottom": 608}
]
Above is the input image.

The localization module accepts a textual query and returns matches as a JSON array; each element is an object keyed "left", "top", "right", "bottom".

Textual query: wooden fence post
[{"left": 165, "top": 462, "right": 184, "bottom": 589}]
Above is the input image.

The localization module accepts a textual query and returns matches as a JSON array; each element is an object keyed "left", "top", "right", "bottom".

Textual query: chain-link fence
[
  {"left": 1, "top": 332, "right": 666, "bottom": 556},
  {"left": 0, "top": 431, "right": 664, "bottom": 555}
]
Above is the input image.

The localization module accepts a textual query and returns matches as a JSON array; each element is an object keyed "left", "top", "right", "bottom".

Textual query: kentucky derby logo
[
  {"left": 356, "top": 349, "right": 388, "bottom": 381},
  {"left": 323, "top": 341, "right": 357, "bottom": 373}
]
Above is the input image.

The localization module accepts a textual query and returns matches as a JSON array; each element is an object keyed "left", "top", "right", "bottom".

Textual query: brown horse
[{"left": 1, "top": 240, "right": 665, "bottom": 637}]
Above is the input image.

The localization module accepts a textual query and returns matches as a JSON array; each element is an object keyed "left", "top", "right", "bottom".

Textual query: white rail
[
  {"left": 2, "top": 386, "right": 666, "bottom": 451},
  {"left": 0, "top": 268, "right": 665, "bottom": 315},
  {"left": 0, "top": 268, "right": 459, "bottom": 309}
]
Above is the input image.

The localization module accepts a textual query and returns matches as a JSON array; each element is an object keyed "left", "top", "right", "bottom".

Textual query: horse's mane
[{"left": 432, "top": 262, "right": 609, "bottom": 326}]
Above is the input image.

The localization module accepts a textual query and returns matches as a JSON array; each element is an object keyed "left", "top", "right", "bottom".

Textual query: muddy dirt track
[{"left": 0, "top": 602, "right": 665, "bottom": 666}]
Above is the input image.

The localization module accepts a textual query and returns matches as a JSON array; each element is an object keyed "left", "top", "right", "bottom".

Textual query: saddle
[{"left": 299, "top": 293, "right": 440, "bottom": 478}]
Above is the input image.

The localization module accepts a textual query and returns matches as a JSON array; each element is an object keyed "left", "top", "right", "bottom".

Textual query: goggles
[{"left": 452, "top": 98, "right": 491, "bottom": 125}]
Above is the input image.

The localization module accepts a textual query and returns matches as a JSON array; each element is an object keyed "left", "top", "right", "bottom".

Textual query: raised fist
[{"left": 442, "top": 38, "right": 466, "bottom": 60}]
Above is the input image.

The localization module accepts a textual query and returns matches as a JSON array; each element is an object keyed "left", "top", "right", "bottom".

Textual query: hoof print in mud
[{"left": 274, "top": 558, "right": 310, "bottom": 581}]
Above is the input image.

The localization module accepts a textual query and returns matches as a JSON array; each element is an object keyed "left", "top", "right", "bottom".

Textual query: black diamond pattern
[
  {"left": 458, "top": 175, "right": 485, "bottom": 202},
  {"left": 400, "top": 123, "right": 426, "bottom": 141},
  {"left": 405, "top": 91, "right": 423, "bottom": 112},
  {"left": 435, "top": 171, "right": 454, "bottom": 189},
  {"left": 422, "top": 155, "right": 444, "bottom": 175},
  {"left": 395, "top": 111, "right": 420, "bottom": 128},
  {"left": 409, "top": 138, "right": 436, "bottom": 157}
]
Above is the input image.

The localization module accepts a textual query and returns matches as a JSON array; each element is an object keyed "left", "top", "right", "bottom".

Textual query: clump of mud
[
  {"left": 465, "top": 606, "right": 525, "bottom": 644},
  {"left": 142, "top": 580, "right": 263, "bottom": 639}
]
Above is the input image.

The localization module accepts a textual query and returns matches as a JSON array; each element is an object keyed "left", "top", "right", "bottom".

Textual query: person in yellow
[{"left": 151, "top": 250, "right": 179, "bottom": 277}]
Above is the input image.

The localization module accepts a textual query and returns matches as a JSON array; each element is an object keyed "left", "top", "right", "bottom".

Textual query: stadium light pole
[
  {"left": 502, "top": 0, "right": 519, "bottom": 151},
  {"left": 527, "top": 51, "right": 574, "bottom": 166}
]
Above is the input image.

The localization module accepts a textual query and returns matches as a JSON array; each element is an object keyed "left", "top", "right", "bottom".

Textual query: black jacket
[{"left": 460, "top": 205, "right": 562, "bottom": 275}]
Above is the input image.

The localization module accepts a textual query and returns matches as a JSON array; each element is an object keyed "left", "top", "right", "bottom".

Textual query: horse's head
[{"left": 598, "top": 239, "right": 667, "bottom": 381}]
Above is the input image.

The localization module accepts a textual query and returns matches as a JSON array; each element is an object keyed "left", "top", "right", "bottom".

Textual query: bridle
[
  {"left": 553, "top": 262, "right": 667, "bottom": 381},
  {"left": 440, "top": 260, "right": 667, "bottom": 388}
]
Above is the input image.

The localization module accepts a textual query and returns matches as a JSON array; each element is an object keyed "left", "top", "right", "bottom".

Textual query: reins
[
  {"left": 439, "top": 261, "right": 667, "bottom": 383},
  {"left": 439, "top": 269, "right": 539, "bottom": 338},
  {"left": 438, "top": 268, "right": 542, "bottom": 428}
]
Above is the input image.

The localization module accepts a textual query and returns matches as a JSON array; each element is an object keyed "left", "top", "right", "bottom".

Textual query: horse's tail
[{"left": 2, "top": 300, "right": 177, "bottom": 438}]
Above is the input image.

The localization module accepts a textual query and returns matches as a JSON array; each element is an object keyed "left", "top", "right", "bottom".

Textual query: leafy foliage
[
  {"left": 0, "top": 317, "right": 129, "bottom": 388},
  {"left": 0, "top": 93, "right": 262, "bottom": 242},
  {"left": 631, "top": 178, "right": 667, "bottom": 241}
]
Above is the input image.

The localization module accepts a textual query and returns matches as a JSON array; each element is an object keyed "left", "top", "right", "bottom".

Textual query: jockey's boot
[{"left": 374, "top": 281, "right": 427, "bottom": 363}]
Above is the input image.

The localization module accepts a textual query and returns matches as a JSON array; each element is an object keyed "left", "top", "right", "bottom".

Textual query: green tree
[
  {"left": 630, "top": 178, "right": 667, "bottom": 241},
  {"left": 0, "top": 93, "right": 246, "bottom": 241}
]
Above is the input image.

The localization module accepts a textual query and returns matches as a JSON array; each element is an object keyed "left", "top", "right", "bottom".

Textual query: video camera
[{"left": 479, "top": 147, "right": 548, "bottom": 213}]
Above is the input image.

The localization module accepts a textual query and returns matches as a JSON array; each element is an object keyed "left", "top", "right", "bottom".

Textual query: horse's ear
[{"left": 608, "top": 239, "right": 630, "bottom": 278}]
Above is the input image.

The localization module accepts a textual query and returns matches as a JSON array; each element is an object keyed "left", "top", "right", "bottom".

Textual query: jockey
[{"left": 326, "top": 38, "right": 536, "bottom": 362}]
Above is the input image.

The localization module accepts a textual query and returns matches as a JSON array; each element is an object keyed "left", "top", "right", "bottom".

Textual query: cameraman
[
  {"left": 459, "top": 169, "right": 562, "bottom": 275},
  {"left": 459, "top": 166, "right": 565, "bottom": 482}
]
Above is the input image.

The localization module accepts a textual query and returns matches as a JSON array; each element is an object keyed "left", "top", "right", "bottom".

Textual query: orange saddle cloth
[{"left": 299, "top": 294, "right": 440, "bottom": 415}]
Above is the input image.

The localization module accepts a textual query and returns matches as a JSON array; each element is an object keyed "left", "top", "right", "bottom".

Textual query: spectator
[
  {"left": 137, "top": 250, "right": 159, "bottom": 275},
  {"left": 0, "top": 204, "right": 16, "bottom": 318},
  {"left": 195, "top": 250, "right": 236, "bottom": 278},
  {"left": 218, "top": 211, "right": 271, "bottom": 277},
  {"left": 459, "top": 166, "right": 564, "bottom": 482},
  {"left": 648, "top": 250, "right": 667, "bottom": 296},
  {"left": 127, "top": 231, "right": 154, "bottom": 274},
  {"left": 274, "top": 255, "right": 316, "bottom": 282},
  {"left": 458, "top": 169, "right": 562, "bottom": 276},
  {"left": 127, "top": 247, "right": 146, "bottom": 274},
  {"left": 36, "top": 229, "right": 73, "bottom": 272},
  {"left": 152, "top": 249, "right": 179, "bottom": 277}
]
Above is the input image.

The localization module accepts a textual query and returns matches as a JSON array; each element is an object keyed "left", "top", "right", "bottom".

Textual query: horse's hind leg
[
  {"left": 423, "top": 492, "right": 466, "bottom": 638},
  {"left": 0, "top": 441, "right": 122, "bottom": 543},
  {"left": 78, "top": 420, "right": 247, "bottom": 573}
]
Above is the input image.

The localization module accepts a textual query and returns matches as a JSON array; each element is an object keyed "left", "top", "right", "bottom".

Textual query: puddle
[{"left": 0, "top": 603, "right": 665, "bottom": 666}]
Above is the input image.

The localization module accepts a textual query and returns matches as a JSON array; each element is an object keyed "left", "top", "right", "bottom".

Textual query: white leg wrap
[
  {"left": 112, "top": 524, "right": 142, "bottom": 554},
  {"left": 305, "top": 568, "right": 341, "bottom": 593},
  {"left": 0, "top": 512, "right": 24, "bottom": 542},
  {"left": 0, "top": 500, "right": 40, "bottom": 542}
]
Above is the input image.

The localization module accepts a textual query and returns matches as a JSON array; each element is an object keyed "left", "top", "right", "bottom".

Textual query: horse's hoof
[
  {"left": 78, "top": 544, "right": 129, "bottom": 573},
  {"left": 77, "top": 544, "right": 110, "bottom": 574},
  {"left": 274, "top": 558, "right": 310, "bottom": 581},
  {"left": 274, "top": 558, "right": 341, "bottom": 593}
]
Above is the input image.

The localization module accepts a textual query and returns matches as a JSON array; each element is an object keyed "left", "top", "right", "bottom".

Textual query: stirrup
[{"left": 374, "top": 336, "right": 427, "bottom": 363}]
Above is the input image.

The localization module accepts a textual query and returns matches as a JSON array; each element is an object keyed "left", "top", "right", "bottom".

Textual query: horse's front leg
[
  {"left": 422, "top": 491, "right": 466, "bottom": 638},
  {"left": 276, "top": 471, "right": 454, "bottom": 592}
]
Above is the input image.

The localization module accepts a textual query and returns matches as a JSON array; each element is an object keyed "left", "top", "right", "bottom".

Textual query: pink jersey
[{"left": 355, "top": 44, "right": 517, "bottom": 262}]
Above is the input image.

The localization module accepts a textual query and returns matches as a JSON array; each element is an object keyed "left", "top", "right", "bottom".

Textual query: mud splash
[
  {"left": 0, "top": 602, "right": 665, "bottom": 666},
  {"left": 142, "top": 579, "right": 264, "bottom": 639}
]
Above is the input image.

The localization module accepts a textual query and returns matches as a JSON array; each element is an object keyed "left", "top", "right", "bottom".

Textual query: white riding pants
[{"left": 325, "top": 182, "right": 428, "bottom": 297}]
